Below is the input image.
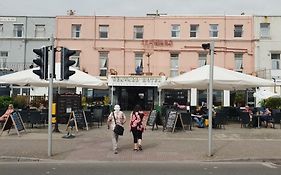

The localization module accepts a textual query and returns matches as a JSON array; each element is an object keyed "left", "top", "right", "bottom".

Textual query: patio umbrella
[
  {"left": 0, "top": 63, "right": 107, "bottom": 89},
  {"left": 253, "top": 89, "right": 280, "bottom": 99},
  {"left": 159, "top": 65, "right": 275, "bottom": 90}
]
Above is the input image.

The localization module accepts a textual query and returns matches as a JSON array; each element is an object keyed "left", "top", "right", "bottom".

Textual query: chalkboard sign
[
  {"left": 1, "top": 112, "right": 26, "bottom": 136},
  {"left": 12, "top": 112, "right": 25, "bottom": 132},
  {"left": 165, "top": 111, "right": 184, "bottom": 133},
  {"left": 66, "top": 110, "right": 88, "bottom": 132},
  {"left": 147, "top": 110, "right": 157, "bottom": 126}
]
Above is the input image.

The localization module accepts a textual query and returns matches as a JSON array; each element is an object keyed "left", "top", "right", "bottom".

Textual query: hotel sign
[
  {"left": 0, "top": 17, "right": 16, "bottom": 22},
  {"left": 142, "top": 40, "right": 173, "bottom": 47},
  {"left": 108, "top": 75, "right": 166, "bottom": 87}
]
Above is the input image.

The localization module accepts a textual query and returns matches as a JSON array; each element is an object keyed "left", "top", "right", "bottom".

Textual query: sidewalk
[{"left": 1, "top": 117, "right": 281, "bottom": 162}]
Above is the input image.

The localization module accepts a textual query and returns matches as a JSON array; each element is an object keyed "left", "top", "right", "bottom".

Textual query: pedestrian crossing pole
[
  {"left": 48, "top": 35, "right": 55, "bottom": 157},
  {"left": 208, "top": 41, "right": 215, "bottom": 157}
]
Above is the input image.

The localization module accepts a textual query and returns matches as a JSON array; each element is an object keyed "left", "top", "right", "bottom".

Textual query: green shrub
[
  {"left": 0, "top": 96, "right": 13, "bottom": 109},
  {"left": 263, "top": 97, "right": 281, "bottom": 109}
]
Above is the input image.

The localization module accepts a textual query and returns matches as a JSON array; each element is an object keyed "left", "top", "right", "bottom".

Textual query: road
[{"left": 0, "top": 161, "right": 280, "bottom": 175}]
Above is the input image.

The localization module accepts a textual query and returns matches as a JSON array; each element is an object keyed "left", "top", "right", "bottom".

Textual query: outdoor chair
[
  {"left": 179, "top": 111, "right": 192, "bottom": 131},
  {"left": 213, "top": 111, "right": 226, "bottom": 129},
  {"left": 92, "top": 108, "right": 103, "bottom": 128},
  {"left": 18, "top": 110, "right": 30, "bottom": 124},
  {"left": 29, "top": 111, "right": 43, "bottom": 128},
  {"left": 240, "top": 111, "right": 251, "bottom": 128},
  {"left": 272, "top": 112, "right": 281, "bottom": 129}
]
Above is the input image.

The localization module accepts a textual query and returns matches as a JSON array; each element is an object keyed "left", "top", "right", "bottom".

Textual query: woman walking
[{"left": 129, "top": 105, "right": 145, "bottom": 151}]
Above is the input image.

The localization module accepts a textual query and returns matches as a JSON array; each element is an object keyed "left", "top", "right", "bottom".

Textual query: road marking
[{"left": 261, "top": 162, "right": 277, "bottom": 169}]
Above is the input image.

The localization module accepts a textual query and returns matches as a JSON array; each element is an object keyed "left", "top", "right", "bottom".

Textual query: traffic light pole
[
  {"left": 208, "top": 41, "right": 215, "bottom": 157},
  {"left": 48, "top": 35, "right": 54, "bottom": 157}
]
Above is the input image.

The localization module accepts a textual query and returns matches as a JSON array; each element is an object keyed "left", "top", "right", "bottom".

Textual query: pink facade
[{"left": 56, "top": 15, "right": 254, "bottom": 77}]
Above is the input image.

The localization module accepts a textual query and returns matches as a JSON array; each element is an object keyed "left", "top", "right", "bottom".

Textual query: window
[
  {"left": 0, "top": 24, "right": 3, "bottom": 36},
  {"left": 198, "top": 53, "right": 207, "bottom": 67},
  {"left": 99, "top": 25, "right": 109, "bottom": 39},
  {"left": 260, "top": 23, "right": 270, "bottom": 38},
  {"left": 170, "top": 53, "right": 179, "bottom": 77},
  {"left": 234, "top": 25, "right": 243, "bottom": 37},
  {"left": 190, "top": 24, "right": 199, "bottom": 38},
  {"left": 235, "top": 53, "right": 243, "bottom": 72},
  {"left": 69, "top": 51, "right": 80, "bottom": 68},
  {"left": 0, "top": 51, "right": 8, "bottom": 68},
  {"left": 99, "top": 52, "right": 108, "bottom": 76},
  {"left": 134, "top": 25, "right": 143, "bottom": 39},
  {"left": 71, "top": 24, "right": 81, "bottom": 38},
  {"left": 35, "top": 24, "right": 45, "bottom": 38},
  {"left": 209, "top": 24, "right": 218, "bottom": 37},
  {"left": 271, "top": 53, "right": 280, "bottom": 70},
  {"left": 135, "top": 52, "right": 143, "bottom": 74},
  {"left": 171, "top": 24, "right": 180, "bottom": 38},
  {"left": 13, "top": 24, "right": 23, "bottom": 37}
]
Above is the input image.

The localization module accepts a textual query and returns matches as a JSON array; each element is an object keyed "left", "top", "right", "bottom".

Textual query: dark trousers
[{"left": 131, "top": 127, "right": 142, "bottom": 143}]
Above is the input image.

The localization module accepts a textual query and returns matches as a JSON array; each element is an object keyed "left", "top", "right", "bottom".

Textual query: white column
[
  {"left": 223, "top": 90, "right": 230, "bottom": 107},
  {"left": 191, "top": 88, "right": 197, "bottom": 106}
]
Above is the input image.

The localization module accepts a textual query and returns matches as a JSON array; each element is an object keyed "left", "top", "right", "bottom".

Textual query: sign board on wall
[{"left": 108, "top": 75, "right": 166, "bottom": 87}]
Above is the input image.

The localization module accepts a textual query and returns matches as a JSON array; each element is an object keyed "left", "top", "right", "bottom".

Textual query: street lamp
[{"left": 145, "top": 52, "right": 152, "bottom": 73}]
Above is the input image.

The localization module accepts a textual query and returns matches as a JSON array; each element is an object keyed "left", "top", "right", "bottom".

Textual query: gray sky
[{"left": 1, "top": 0, "right": 281, "bottom": 16}]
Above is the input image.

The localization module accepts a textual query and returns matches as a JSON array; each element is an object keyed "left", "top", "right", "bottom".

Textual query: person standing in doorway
[
  {"left": 107, "top": 105, "right": 126, "bottom": 154},
  {"left": 129, "top": 104, "right": 145, "bottom": 151}
]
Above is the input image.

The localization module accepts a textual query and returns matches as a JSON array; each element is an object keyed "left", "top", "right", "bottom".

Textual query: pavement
[{"left": 1, "top": 111, "right": 281, "bottom": 163}]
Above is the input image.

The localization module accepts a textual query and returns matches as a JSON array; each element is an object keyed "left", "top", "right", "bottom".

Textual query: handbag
[{"left": 112, "top": 112, "right": 124, "bottom": 136}]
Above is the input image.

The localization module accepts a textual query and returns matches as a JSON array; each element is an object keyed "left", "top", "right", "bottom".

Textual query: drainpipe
[
  {"left": 123, "top": 16, "right": 126, "bottom": 75},
  {"left": 23, "top": 16, "right": 28, "bottom": 70}
]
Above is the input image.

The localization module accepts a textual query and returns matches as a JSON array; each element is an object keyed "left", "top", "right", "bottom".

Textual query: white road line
[{"left": 261, "top": 162, "right": 277, "bottom": 169}]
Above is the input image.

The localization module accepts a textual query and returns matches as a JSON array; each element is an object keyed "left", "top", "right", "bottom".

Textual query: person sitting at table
[
  {"left": 242, "top": 105, "right": 254, "bottom": 126},
  {"left": 0, "top": 104, "right": 14, "bottom": 123},
  {"left": 260, "top": 107, "right": 272, "bottom": 128},
  {"left": 191, "top": 106, "right": 205, "bottom": 128}
]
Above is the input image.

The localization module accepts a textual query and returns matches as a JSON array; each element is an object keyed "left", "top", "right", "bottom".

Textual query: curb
[{"left": 0, "top": 156, "right": 49, "bottom": 162}]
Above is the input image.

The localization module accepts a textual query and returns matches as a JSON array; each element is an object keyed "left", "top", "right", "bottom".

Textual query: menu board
[{"left": 147, "top": 110, "right": 157, "bottom": 126}]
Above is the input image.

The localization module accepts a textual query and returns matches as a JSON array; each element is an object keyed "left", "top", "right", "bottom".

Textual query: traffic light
[
  {"left": 61, "top": 47, "right": 76, "bottom": 80},
  {"left": 202, "top": 43, "right": 210, "bottom": 50},
  {"left": 33, "top": 47, "right": 48, "bottom": 79}
]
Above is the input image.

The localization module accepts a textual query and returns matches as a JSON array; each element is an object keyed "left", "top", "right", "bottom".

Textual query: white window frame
[
  {"left": 35, "top": 24, "right": 45, "bottom": 38},
  {"left": 0, "top": 24, "right": 3, "bottom": 36},
  {"left": 234, "top": 25, "right": 243, "bottom": 37},
  {"left": 234, "top": 53, "right": 243, "bottom": 72},
  {"left": 209, "top": 24, "right": 218, "bottom": 38},
  {"left": 198, "top": 53, "right": 207, "bottom": 67},
  {"left": 271, "top": 53, "right": 280, "bottom": 70},
  {"left": 135, "top": 52, "right": 143, "bottom": 69},
  {"left": 13, "top": 24, "right": 23, "bottom": 37},
  {"left": 71, "top": 24, "right": 81, "bottom": 38},
  {"left": 170, "top": 53, "right": 179, "bottom": 77},
  {"left": 260, "top": 23, "right": 270, "bottom": 38},
  {"left": 171, "top": 24, "right": 180, "bottom": 38},
  {"left": 99, "top": 52, "right": 108, "bottom": 76},
  {"left": 134, "top": 25, "right": 144, "bottom": 39},
  {"left": 99, "top": 25, "right": 109, "bottom": 39},
  {"left": 0, "top": 51, "right": 8, "bottom": 68},
  {"left": 190, "top": 24, "right": 199, "bottom": 38}
]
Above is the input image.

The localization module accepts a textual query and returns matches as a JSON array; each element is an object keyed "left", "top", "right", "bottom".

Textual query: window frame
[
  {"left": 71, "top": 24, "right": 81, "bottom": 38},
  {"left": 13, "top": 23, "right": 24, "bottom": 38},
  {"left": 35, "top": 24, "right": 46, "bottom": 38},
  {"left": 99, "top": 25, "right": 109, "bottom": 39},
  {"left": 190, "top": 24, "right": 199, "bottom": 38},
  {"left": 271, "top": 53, "right": 280, "bottom": 70},
  {"left": 260, "top": 23, "right": 270, "bottom": 38},
  {"left": 234, "top": 53, "right": 243, "bottom": 72},
  {"left": 171, "top": 24, "right": 180, "bottom": 38},
  {"left": 134, "top": 25, "right": 144, "bottom": 39},
  {"left": 170, "top": 53, "right": 179, "bottom": 77},
  {"left": 209, "top": 24, "right": 218, "bottom": 38},
  {"left": 99, "top": 52, "right": 108, "bottom": 76},
  {"left": 234, "top": 25, "right": 243, "bottom": 38},
  {"left": 198, "top": 53, "right": 207, "bottom": 67}
]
